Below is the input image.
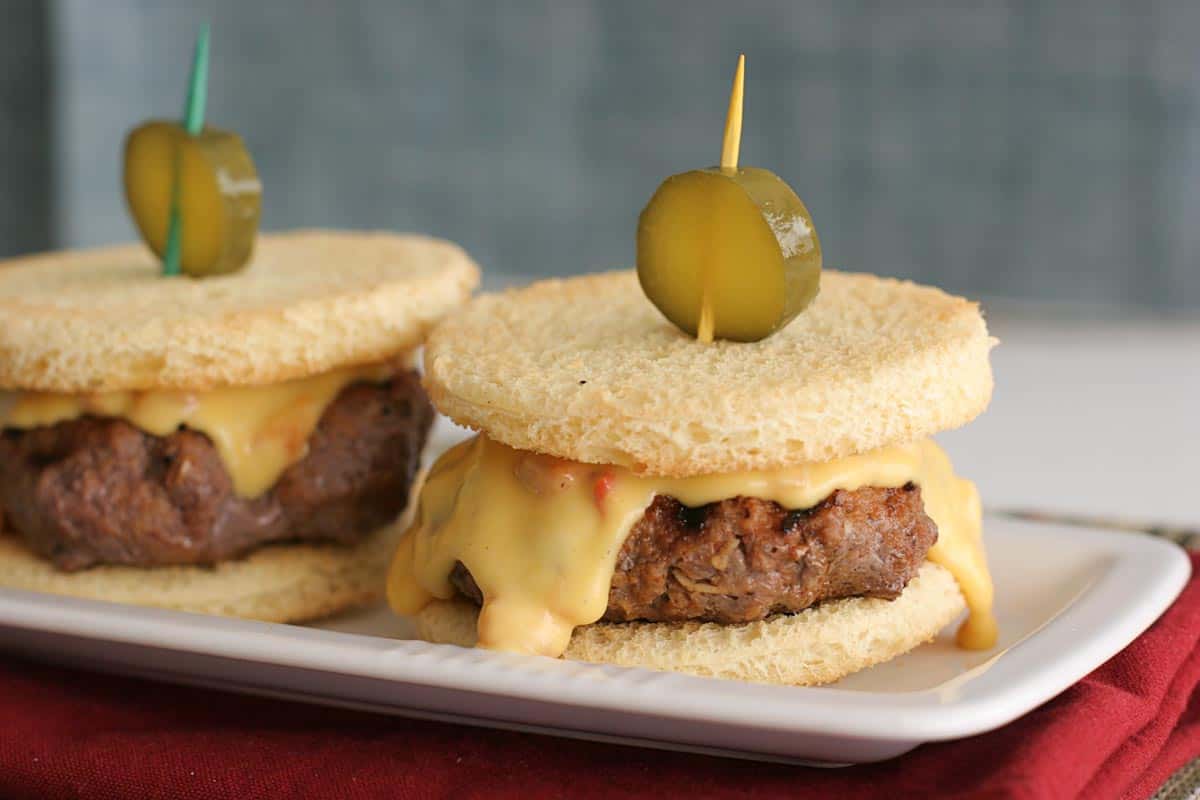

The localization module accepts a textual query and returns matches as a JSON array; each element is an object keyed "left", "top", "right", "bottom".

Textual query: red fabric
[{"left": 0, "top": 555, "right": 1197, "bottom": 800}]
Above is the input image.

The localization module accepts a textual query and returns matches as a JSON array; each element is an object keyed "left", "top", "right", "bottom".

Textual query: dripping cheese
[{"left": 388, "top": 434, "right": 996, "bottom": 657}]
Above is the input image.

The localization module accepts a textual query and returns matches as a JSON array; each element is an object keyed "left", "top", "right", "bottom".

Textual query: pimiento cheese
[
  {"left": 0, "top": 363, "right": 394, "bottom": 498},
  {"left": 388, "top": 434, "right": 997, "bottom": 657}
]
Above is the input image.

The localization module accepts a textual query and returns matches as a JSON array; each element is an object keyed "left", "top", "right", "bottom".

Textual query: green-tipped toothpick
[{"left": 163, "top": 23, "right": 210, "bottom": 277}]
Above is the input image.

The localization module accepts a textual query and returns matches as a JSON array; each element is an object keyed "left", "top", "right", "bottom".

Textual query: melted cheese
[
  {"left": 0, "top": 363, "right": 396, "bottom": 498},
  {"left": 388, "top": 434, "right": 997, "bottom": 657}
]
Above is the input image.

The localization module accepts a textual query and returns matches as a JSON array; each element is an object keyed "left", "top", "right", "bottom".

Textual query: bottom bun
[
  {"left": 0, "top": 521, "right": 404, "bottom": 624},
  {"left": 416, "top": 561, "right": 966, "bottom": 686}
]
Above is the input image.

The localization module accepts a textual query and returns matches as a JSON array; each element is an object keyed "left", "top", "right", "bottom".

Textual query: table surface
[{"left": 938, "top": 313, "right": 1200, "bottom": 528}]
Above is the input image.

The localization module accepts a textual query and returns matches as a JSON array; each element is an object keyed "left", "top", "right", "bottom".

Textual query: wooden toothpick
[
  {"left": 720, "top": 53, "right": 745, "bottom": 171},
  {"left": 163, "top": 23, "right": 211, "bottom": 277},
  {"left": 698, "top": 54, "right": 745, "bottom": 343}
]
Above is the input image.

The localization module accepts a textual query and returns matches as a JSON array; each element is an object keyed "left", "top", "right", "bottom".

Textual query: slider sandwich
[
  {"left": 0, "top": 231, "right": 478, "bottom": 622},
  {"left": 388, "top": 270, "right": 997, "bottom": 685},
  {"left": 390, "top": 55, "right": 997, "bottom": 685}
]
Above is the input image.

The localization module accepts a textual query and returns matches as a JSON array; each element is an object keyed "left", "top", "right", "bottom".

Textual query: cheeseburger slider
[
  {"left": 388, "top": 269, "right": 996, "bottom": 685},
  {"left": 0, "top": 231, "right": 478, "bottom": 622},
  {"left": 390, "top": 56, "right": 997, "bottom": 685}
]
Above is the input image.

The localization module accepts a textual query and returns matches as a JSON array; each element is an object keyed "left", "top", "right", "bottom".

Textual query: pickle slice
[
  {"left": 637, "top": 166, "right": 821, "bottom": 342},
  {"left": 123, "top": 120, "right": 261, "bottom": 277}
]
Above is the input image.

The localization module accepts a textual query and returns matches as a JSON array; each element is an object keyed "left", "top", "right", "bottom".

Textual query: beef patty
[
  {"left": 450, "top": 484, "right": 937, "bottom": 625},
  {"left": 0, "top": 370, "right": 433, "bottom": 571}
]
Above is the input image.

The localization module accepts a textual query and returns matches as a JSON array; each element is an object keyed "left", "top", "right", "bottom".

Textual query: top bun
[
  {"left": 425, "top": 270, "right": 994, "bottom": 475},
  {"left": 0, "top": 230, "right": 479, "bottom": 392}
]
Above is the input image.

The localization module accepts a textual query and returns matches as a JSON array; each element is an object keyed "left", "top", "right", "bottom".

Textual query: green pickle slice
[
  {"left": 123, "top": 120, "right": 261, "bottom": 277},
  {"left": 637, "top": 166, "right": 821, "bottom": 342}
]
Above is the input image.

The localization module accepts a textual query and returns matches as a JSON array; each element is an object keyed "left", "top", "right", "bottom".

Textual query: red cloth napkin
[{"left": 0, "top": 553, "right": 1197, "bottom": 800}]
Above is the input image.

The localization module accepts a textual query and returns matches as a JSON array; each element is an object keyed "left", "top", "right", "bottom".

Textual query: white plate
[{"left": 0, "top": 517, "right": 1187, "bottom": 764}]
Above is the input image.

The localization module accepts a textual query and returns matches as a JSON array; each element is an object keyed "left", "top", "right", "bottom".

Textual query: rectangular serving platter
[{"left": 0, "top": 510, "right": 1187, "bottom": 764}]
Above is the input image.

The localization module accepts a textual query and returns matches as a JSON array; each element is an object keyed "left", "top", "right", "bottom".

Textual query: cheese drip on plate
[
  {"left": 0, "top": 362, "right": 397, "bottom": 498},
  {"left": 388, "top": 434, "right": 996, "bottom": 657}
]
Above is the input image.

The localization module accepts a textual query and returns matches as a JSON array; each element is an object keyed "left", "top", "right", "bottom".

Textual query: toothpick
[
  {"left": 720, "top": 54, "right": 745, "bottom": 171},
  {"left": 182, "top": 23, "right": 210, "bottom": 136},
  {"left": 696, "top": 290, "right": 715, "bottom": 343},
  {"left": 163, "top": 23, "right": 210, "bottom": 276},
  {"left": 698, "top": 54, "right": 745, "bottom": 342}
]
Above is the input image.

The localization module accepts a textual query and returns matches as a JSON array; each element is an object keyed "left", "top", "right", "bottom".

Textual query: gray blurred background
[{"left": 1, "top": 0, "right": 1197, "bottom": 309}]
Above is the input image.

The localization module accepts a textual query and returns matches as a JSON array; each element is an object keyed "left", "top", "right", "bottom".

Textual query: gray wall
[
  {"left": 21, "top": 1, "right": 1200, "bottom": 308},
  {"left": 0, "top": 2, "right": 51, "bottom": 257}
]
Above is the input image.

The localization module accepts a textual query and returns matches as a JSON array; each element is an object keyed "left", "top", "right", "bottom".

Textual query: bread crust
[
  {"left": 0, "top": 230, "right": 480, "bottom": 392},
  {"left": 417, "top": 562, "right": 965, "bottom": 686},
  {"left": 425, "top": 270, "right": 994, "bottom": 474}
]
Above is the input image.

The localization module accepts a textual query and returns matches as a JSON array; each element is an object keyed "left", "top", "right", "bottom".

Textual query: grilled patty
[
  {"left": 451, "top": 484, "right": 937, "bottom": 625},
  {"left": 0, "top": 371, "right": 433, "bottom": 571}
]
